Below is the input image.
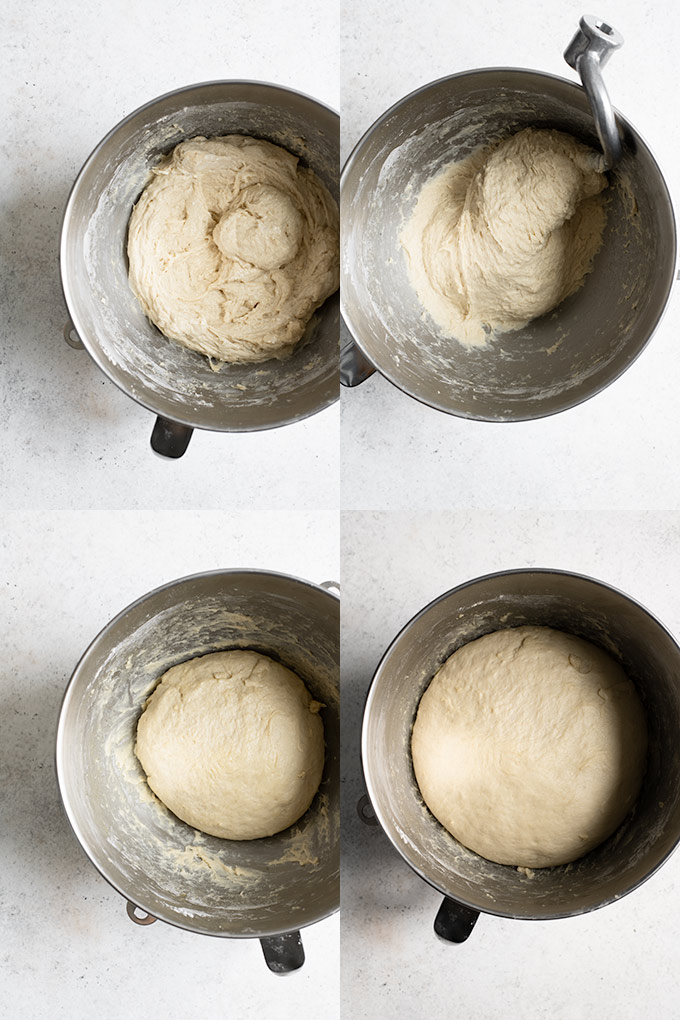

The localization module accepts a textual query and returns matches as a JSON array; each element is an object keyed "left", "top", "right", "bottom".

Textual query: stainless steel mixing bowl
[
  {"left": 56, "top": 570, "right": 339, "bottom": 972},
  {"left": 362, "top": 569, "right": 680, "bottom": 940},
  {"left": 60, "top": 81, "right": 339, "bottom": 457},
  {"left": 341, "top": 69, "right": 676, "bottom": 420}
]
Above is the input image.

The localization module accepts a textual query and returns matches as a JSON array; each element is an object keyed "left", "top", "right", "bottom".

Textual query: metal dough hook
[{"left": 564, "top": 15, "right": 624, "bottom": 170}]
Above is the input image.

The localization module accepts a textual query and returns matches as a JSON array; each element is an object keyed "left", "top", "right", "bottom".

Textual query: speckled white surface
[
  {"left": 2, "top": 0, "right": 338, "bottom": 1014},
  {"left": 2, "top": 0, "right": 339, "bottom": 511},
  {"left": 341, "top": 510, "right": 680, "bottom": 1018},
  {"left": 341, "top": 0, "right": 680, "bottom": 514},
  {"left": 1, "top": 510, "right": 339, "bottom": 1017},
  {"left": 341, "top": 0, "right": 680, "bottom": 1014}
]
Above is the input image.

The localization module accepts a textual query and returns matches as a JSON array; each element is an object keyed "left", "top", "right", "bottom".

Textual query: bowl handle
[
  {"left": 434, "top": 896, "right": 480, "bottom": 944},
  {"left": 151, "top": 416, "right": 194, "bottom": 459},
  {"left": 63, "top": 319, "right": 85, "bottom": 350},
  {"left": 340, "top": 317, "right": 376, "bottom": 388},
  {"left": 126, "top": 900, "right": 157, "bottom": 926},
  {"left": 260, "top": 931, "right": 305, "bottom": 974}
]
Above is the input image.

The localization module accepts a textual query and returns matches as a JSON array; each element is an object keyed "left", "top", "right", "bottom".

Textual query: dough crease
[{"left": 128, "top": 135, "right": 339, "bottom": 364}]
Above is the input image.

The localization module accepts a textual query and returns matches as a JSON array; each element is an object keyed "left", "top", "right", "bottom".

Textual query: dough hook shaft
[{"left": 564, "top": 15, "right": 624, "bottom": 170}]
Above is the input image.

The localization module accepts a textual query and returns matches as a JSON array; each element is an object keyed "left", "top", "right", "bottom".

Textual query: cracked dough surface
[
  {"left": 127, "top": 135, "right": 339, "bottom": 364},
  {"left": 401, "top": 127, "right": 607, "bottom": 347},
  {"left": 135, "top": 650, "right": 324, "bottom": 840},
  {"left": 411, "top": 626, "right": 647, "bottom": 868}
]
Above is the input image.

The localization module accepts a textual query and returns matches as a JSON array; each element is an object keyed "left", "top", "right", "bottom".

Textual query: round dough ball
[
  {"left": 411, "top": 626, "right": 647, "bottom": 868},
  {"left": 135, "top": 650, "right": 324, "bottom": 840}
]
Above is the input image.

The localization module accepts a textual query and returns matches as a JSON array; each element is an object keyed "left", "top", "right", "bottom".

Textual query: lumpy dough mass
[
  {"left": 135, "top": 650, "right": 325, "bottom": 840},
  {"left": 400, "top": 128, "right": 607, "bottom": 347},
  {"left": 127, "top": 135, "right": 339, "bottom": 364},
  {"left": 411, "top": 626, "right": 647, "bottom": 868}
]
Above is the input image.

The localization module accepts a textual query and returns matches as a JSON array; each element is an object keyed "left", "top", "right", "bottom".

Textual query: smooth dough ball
[
  {"left": 127, "top": 135, "right": 339, "bottom": 364},
  {"left": 135, "top": 650, "right": 324, "bottom": 840},
  {"left": 411, "top": 626, "right": 647, "bottom": 868},
  {"left": 400, "top": 127, "right": 607, "bottom": 347}
]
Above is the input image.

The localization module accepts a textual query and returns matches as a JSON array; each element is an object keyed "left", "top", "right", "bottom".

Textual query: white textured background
[
  {"left": 2, "top": 0, "right": 339, "bottom": 511},
  {"left": 342, "top": 510, "right": 680, "bottom": 1018},
  {"left": 1, "top": 510, "right": 339, "bottom": 1017},
  {"left": 1, "top": 0, "right": 339, "bottom": 1015},
  {"left": 341, "top": 0, "right": 680, "bottom": 1016},
  {"left": 341, "top": 0, "right": 680, "bottom": 516}
]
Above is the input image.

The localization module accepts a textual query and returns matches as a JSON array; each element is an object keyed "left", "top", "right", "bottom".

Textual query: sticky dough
[
  {"left": 411, "top": 627, "right": 647, "bottom": 868},
  {"left": 127, "top": 135, "right": 339, "bottom": 364},
  {"left": 135, "top": 650, "right": 324, "bottom": 840},
  {"left": 401, "top": 128, "right": 607, "bottom": 347}
]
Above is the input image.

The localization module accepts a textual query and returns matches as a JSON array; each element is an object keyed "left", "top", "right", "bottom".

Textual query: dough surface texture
[
  {"left": 400, "top": 128, "right": 607, "bottom": 347},
  {"left": 411, "top": 626, "right": 646, "bottom": 868},
  {"left": 127, "top": 135, "right": 339, "bottom": 364},
  {"left": 135, "top": 650, "right": 324, "bottom": 840}
]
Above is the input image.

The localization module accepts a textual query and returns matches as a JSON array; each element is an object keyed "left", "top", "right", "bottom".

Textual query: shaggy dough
[
  {"left": 401, "top": 128, "right": 607, "bottom": 347},
  {"left": 127, "top": 135, "right": 339, "bottom": 364},
  {"left": 411, "top": 626, "right": 647, "bottom": 868},
  {"left": 135, "top": 650, "right": 324, "bottom": 840}
]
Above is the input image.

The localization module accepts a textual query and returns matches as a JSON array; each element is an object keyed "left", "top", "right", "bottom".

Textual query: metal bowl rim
[
  {"left": 55, "top": 566, "right": 340, "bottom": 939},
  {"left": 361, "top": 565, "right": 680, "bottom": 920},
  {"left": 340, "top": 66, "right": 678, "bottom": 422},
  {"left": 60, "top": 79, "right": 340, "bottom": 432}
]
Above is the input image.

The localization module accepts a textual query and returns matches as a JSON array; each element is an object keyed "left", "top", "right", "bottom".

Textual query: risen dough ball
[
  {"left": 127, "top": 135, "right": 339, "bottom": 364},
  {"left": 135, "top": 650, "right": 324, "bottom": 840},
  {"left": 401, "top": 127, "right": 607, "bottom": 347},
  {"left": 411, "top": 627, "right": 647, "bottom": 868}
]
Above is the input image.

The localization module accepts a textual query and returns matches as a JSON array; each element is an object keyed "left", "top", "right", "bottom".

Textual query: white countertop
[
  {"left": 2, "top": 509, "right": 340, "bottom": 1017},
  {"left": 342, "top": 509, "right": 680, "bottom": 1018},
  {"left": 2, "top": 0, "right": 339, "bottom": 1015},
  {"left": 341, "top": 0, "right": 680, "bottom": 1016},
  {"left": 3, "top": 0, "right": 339, "bottom": 514},
  {"left": 5, "top": 0, "right": 680, "bottom": 1015},
  {"left": 341, "top": 0, "right": 680, "bottom": 518}
]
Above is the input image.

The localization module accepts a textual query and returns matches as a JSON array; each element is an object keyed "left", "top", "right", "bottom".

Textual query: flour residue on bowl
[
  {"left": 341, "top": 76, "right": 668, "bottom": 419},
  {"left": 66, "top": 581, "right": 339, "bottom": 935},
  {"left": 72, "top": 95, "right": 339, "bottom": 430}
]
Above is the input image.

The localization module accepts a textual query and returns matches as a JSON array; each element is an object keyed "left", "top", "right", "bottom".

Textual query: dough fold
[
  {"left": 135, "top": 650, "right": 324, "bottom": 840},
  {"left": 401, "top": 128, "right": 607, "bottom": 347},
  {"left": 411, "top": 626, "right": 646, "bottom": 868},
  {"left": 127, "top": 135, "right": 339, "bottom": 363}
]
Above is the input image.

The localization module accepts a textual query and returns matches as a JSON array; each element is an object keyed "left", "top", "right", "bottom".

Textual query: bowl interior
[
  {"left": 341, "top": 70, "right": 675, "bottom": 420},
  {"left": 62, "top": 82, "right": 339, "bottom": 431},
  {"left": 57, "top": 572, "right": 340, "bottom": 937},
  {"left": 363, "top": 571, "right": 680, "bottom": 919}
]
